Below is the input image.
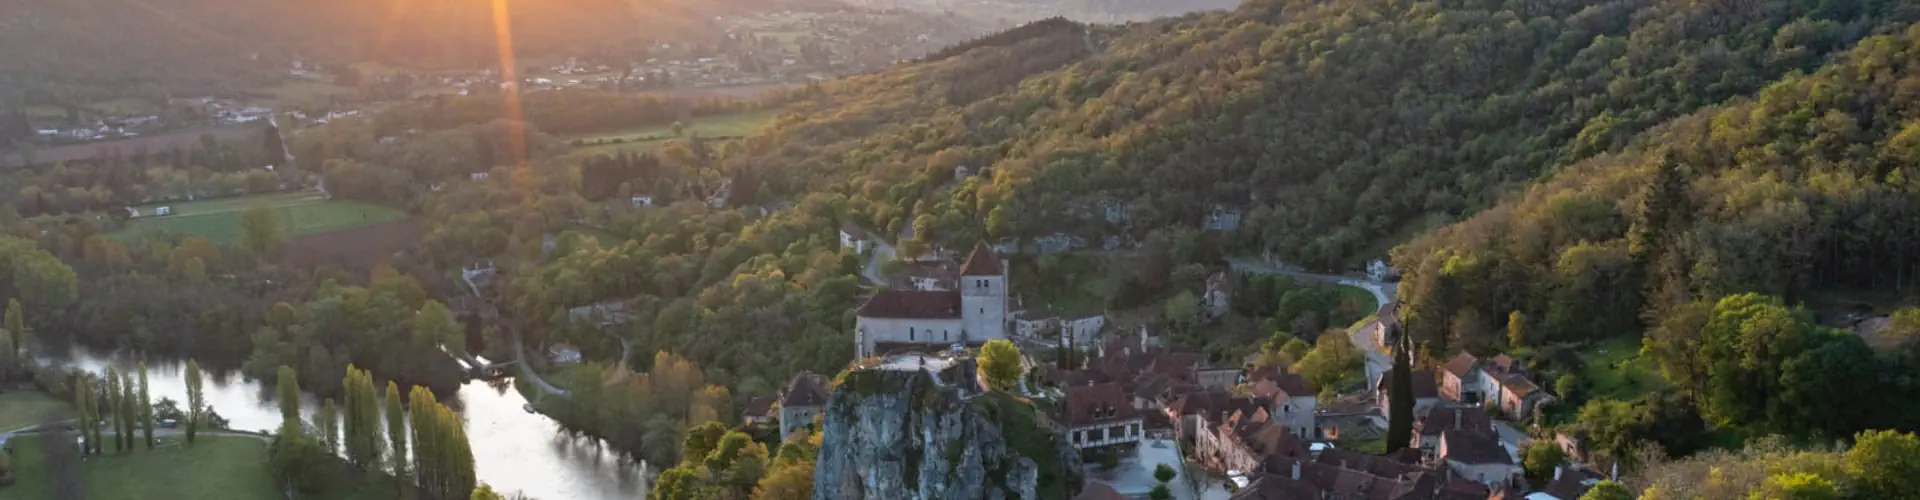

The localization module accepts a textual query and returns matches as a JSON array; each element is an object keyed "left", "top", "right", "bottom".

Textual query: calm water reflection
[{"left": 45, "top": 346, "right": 651, "bottom": 499}]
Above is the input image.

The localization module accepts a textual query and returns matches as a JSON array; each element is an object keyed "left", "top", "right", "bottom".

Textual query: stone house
[
  {"left": 1436, "top": 430, "right": 1521, "bottom": 488},
  {"left": 1411, "top": 406, "right": 1495, "bottom": 455},
  {"left": 1377, "top": 370, "right": 1442, "bottom": 418},
  {"left": 1441, "top": 352, "right": 1555, "bottom": 419},
  {"left": 1060, "top": 383, "right": 1144, "bottom": 450},
  {"left": 778, "top": 371, "right": 831, "bottom": 441},
  {"left": 1246, "top": 367, "right": 1318, "bottom": 439}
]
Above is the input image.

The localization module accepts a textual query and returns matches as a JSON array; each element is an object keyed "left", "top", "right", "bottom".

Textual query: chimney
[
  {"left": 1453, "top": 408, "right": 1462, "bottom": 430},
  {"left": 1291, "top": 460, "right": 1301, "bottom": 480}
]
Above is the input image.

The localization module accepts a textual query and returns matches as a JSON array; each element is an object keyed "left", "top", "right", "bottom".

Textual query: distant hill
[{"left": 0, "top": 0, "right": 841, "bottom": 97}]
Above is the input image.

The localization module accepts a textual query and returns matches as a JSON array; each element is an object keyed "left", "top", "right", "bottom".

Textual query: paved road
[
  {"left": 860, "top": 232, "right": 897, "bottom": 286},
  {"left": 509, "top": 325, "right": 570, "bottom": 399}
]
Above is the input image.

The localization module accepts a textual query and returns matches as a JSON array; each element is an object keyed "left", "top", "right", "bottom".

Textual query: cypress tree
[
  {"left": 385, "top": 381, "right": 408, "bottom": 478},
  {"left": 277, "top": 365, "right": 301, "bottom": 430},
  {"left": 1385, "top": 325, "right": 1415, "bottom": 453},
  {"left": 185, "top": 359, "right": 204, "bottom": 444},
  {"left": 319, "top": 398, "right": 340, "bottom": 455},
  {"left": 139, "top": 360, "right": 154, "bottom": 448}
]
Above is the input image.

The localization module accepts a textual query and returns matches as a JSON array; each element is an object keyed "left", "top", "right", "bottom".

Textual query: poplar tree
[
  {"left": 319, "top": 398, "right": 340, "bottom": 455},
  {"left": 185, "top": 359, "right": 205, "bottom": 444},
  {"left": 139, "top": 361, "right": 154, "bottom": 448},
  {"left": 4, "top": 299, "right": 24, "bottom": 358},
  {"left": 74, "top": 377, "right": 93, "bottom": 456},
  {"left": 105, "top": 366, "right": 125, "bottom": 453},
  {"left": 409, "top": 386, "right": 439, "bottom": 498},
  {"left": 385, "top": 381, "right": 409, "bottom": 478},
  {"left": 277, "top": 365, "right": 302, "bottom": 429},
  {"left": 120, "top": 372, "right": 137, "bottom": 454},
  {"left": 342, "top": 365, "right": 385, "bottom": 469}
]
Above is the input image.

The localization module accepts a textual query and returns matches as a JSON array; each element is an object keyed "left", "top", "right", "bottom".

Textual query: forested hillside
[
  {"left": 729, "top": 0, "right": 1919, "bottom": 268},
  {"left": 1390, "top": 22, "right": 1920, "bottom": 432}
]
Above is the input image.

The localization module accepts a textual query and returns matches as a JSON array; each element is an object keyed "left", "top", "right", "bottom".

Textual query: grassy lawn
[
  {"left": 1334, "top": 283, "right": 1380, "bottom": 310},
  {"left": 111, "top": 192, "right": 408, "bottom": 245},
  {"left": 4, "top": 433, "right": 409, "bottom": 500},
  {"left": 565, "top": 108, "right": 781, "bottom": 155},
  {"left": 5, "top": 435, "right": 278, "bottom": 500},
  {"left": 1579, "top": 337, "right": 1664, "bottom": 401},
  {"left": 0, "top": 390, "right": 71, "bottom": 432}
]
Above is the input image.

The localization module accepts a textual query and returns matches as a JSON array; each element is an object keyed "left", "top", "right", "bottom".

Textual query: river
[{"left": 42, "top": 346, "right": 652, "bottom": 499}]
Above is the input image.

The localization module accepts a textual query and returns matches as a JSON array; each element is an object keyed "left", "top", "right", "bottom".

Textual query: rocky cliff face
[{"left": 812, "top": 366, "right": 1083, "bottom": 500}]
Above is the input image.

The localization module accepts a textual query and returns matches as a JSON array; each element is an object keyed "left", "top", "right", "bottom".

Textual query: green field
[
  {"left": 112, "top": 192, "right": 408, "bottom": 245},
  {"left": 5, "top": 435, "right": 279, "bottom": 499},
  {"left": 1579, "top": 337, "right": 1665, "bottom": 401},
  {"left": 253, "top": 79, "right": 354, "bottom": 108},
  {"left": 3, "top": 433, "right": 410, "bottom": 500},
  {"left": 565, "top": 109, "right": 780, "bottom": 155},
  {"left": 0, "top": 390, "right": 71, "bottom": 432}
]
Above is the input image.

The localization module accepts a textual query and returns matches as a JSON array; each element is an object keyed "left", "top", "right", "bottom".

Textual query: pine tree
[
  {"left": 185, "top": 359, "right": 204, "bottom": 444},
  {"left": 385, "top": 382, "right": 409, "bottom": 479},
  {"left": 319, "top": 398, "right": 340, "bottom": 455},
  {"left": 139, "top": 361, "right": 154, "bottom": 448},
  {"left": 277, "top": 365, "right": 302, "bottom": 429},
  {"left": 1386, "top": 325, "right": 1415, "bottom": 453}
]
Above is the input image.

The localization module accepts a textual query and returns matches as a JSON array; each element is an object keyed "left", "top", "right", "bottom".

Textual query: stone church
[{"left": 854, "top": 242, "right": 1009, "bottom": 358}]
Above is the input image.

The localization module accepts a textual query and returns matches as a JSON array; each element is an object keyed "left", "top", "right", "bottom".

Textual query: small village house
[
  {"left": 778, "top": 372, "right": 831, "bottom": 441},
  {"left": 1060, "top": 383, "right": 1145, "bottom": 450}
]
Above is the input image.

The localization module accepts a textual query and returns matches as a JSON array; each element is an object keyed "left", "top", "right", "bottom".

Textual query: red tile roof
[
  {"left": 856, "top": 290, "right": 962, "bottom": 319},
  {"left": 1438, "top": 430, "right": 1512, "bottom": 465},
  {"left": 780, "top": 372, "right": 832, "bottom": 408},
  {"left": 960, "top": 241, "right": 1002, "bottom": 276},
  {"left": 742, "top": 396, "right": 778, "bottom": 418},
  {"left": 1442, "top": 353, "right": 1479, "bottom": 379},
  {"left": 1415, "top": 407, "right": 1495, "bottom": 438},
  {"left": 1073, "top": 482, "right": 1127, "bottom": 500},
  {"left": 1061, "top": 383, "right": 1141, "bottom": 427},
  {"left": 1377, "top": 370, "right": 1439, "bottom": 399}
]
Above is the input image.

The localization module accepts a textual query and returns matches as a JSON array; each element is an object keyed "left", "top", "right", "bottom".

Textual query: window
[{"left": 909, "top": 327, "right": 915, "bottom": 341}]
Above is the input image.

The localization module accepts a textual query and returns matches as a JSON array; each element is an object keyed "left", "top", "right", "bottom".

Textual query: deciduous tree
[{"left": 979, "top": 339, "right": 1023, "bottom": 392}]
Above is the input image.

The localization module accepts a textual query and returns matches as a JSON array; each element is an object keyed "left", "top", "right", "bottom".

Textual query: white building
[
  {"left": 854, "top": 242, "right": 1008, "bottom": 358},
  {"left": 631, "top": 195, "right": 655, "bottom": 208},
  {"left": 839, "top": 223, "right": 873, "bottom": 254}
]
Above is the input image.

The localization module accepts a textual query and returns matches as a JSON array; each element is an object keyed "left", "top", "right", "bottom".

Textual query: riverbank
[{"left": 42, "top": 345, "right": 652, "bottom": 499}]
